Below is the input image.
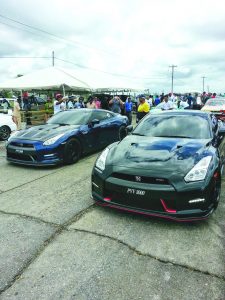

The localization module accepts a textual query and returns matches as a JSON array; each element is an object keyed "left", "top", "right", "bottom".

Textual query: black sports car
[
  {"left": 92, "top": 111, "right": 225, "bottom": 221},
  {"left": 6, "top": 109, "right": 128, "bottom": 166}
]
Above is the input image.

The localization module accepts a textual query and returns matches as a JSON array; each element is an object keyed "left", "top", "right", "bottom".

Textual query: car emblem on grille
[{"left": 135, "top": 176, "right": 141, "bottom": 182}]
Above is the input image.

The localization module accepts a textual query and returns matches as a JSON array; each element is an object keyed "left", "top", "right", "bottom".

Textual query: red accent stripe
[
  {"left": 104, "top": 197, "right": 112, "bottom": 202},
  {"left": 96, "top": 202, "right": 207, "bottom": 222},
  {"left": 160, "top": 199, "right": 177, "bottom": 213}
]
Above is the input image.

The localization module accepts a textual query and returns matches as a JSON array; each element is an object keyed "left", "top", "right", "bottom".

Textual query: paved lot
[{"left": 0, "top": 140, "right": 224, "bottom": 299}]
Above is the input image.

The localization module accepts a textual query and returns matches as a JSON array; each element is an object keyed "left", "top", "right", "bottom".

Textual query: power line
[
  {"left": 0, "top": 13, "right": 118, "bottom": 57},
  {"left": 0, "top": 54, "right": 167, "bottom": 80},
  {"left": 0, "top": 56, "right": 50, "bottom": 59},
  {"left": 55, "top": 57, "right": 167, "bottom": 80}
]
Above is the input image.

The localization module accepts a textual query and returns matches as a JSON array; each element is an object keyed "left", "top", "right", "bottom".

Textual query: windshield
[
  {"left": 206, "top": 99, "right": 225, "bottom": 106},
  {"left": 47, "top": 111, "right": 90, "bottom": 125},
  {"left": 133, "top": 115, "right": 211, "bottom": 139}
]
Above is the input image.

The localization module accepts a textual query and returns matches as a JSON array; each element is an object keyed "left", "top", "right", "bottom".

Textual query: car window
[
  {"left": 133, "top": 115, "right": 211, "bottom": 139},
  {"left": 47, "top": 111, "right": 90, "bottom": 125},
  {"left": 90, "top": 111, "right": 113, "bottom": 122}
]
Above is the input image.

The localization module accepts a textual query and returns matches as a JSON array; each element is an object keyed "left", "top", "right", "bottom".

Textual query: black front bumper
[{"left": 92, "top": 168, "right": 216, "bottom": 221}]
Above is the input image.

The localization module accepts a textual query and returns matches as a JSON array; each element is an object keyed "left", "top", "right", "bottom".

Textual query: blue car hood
[{"left": 11, "top": 124, "right": 80, "bottom": 141}]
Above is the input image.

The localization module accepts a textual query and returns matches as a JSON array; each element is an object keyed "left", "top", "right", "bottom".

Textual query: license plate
[
  {"left": 127, "top": 188, "right": 145, "bottom": 196},
  {"left": 15, "top": 149, "right": 24, "bottom": 154}
]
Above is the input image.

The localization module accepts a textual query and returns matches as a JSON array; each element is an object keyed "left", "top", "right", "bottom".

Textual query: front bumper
[
  {"left": 6, "top": 139, "right": 63, "bottom": 166},
  {"left": 92, "top": 168, "right": 216, "bottom": 221}
]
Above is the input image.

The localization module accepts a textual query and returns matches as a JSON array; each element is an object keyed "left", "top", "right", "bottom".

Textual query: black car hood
[
  {"left": 11, "top": 124, "right": 80, "bottom": 141},
  {"left": 107, "top": 135, "right": 212, "bottom": 176}
]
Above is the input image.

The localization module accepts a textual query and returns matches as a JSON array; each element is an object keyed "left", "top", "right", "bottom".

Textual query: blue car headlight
[{"left": 43, "top": 133, "right": 65, "bottom": 146}]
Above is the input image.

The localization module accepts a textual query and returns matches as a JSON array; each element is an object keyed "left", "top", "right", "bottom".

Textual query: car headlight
[
  {"left": 43, "top": 133, "right": 65, "bottom": 146},
  {"left": 184, "top": 156, "right": 212, "bottom": 182},
  {"left": 95, "top": 147, "right": 110, "bottom": 171},
  {"left": 8, "top": 130, "right": 20, "bottom": 141}
]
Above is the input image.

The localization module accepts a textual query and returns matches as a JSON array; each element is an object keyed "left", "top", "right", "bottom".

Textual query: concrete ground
[{"left": 0, "top": 140, "right": 224, "bottom": 300}]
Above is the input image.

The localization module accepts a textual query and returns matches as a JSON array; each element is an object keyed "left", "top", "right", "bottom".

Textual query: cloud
[{"left": 0, "top": 0, "right": 225, "bottom": 92}]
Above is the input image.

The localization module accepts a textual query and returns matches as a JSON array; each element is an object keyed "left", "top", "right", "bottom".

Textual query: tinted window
[
  {"left": 47, "top": 111, "right": 90, "bottom": 125},
  {"left": 90, "top": 111, "right": 113, "bottom": 121},
  {"left": 133, "top": 115, "right": 211, "bottom": 139}
]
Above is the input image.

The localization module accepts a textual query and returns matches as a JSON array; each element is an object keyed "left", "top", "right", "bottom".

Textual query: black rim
[
  {"left": 0, "top": 126, "right": 10, "bottom": 140},
  {"left": 67, "top": 140, "right": 80, "bottom": 162}
]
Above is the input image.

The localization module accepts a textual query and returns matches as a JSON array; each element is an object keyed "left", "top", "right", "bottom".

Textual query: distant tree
[{"left": 16, "top": 74, "right": 23, "bottom": 77}]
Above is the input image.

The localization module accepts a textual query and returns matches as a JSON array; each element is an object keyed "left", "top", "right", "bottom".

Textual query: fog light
[{"left": 189, "top": 198, "right": 205, "bottom": 203}]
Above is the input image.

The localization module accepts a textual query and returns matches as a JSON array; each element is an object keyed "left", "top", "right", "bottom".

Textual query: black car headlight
[
  {"left": 184, "top": 156, "right": 212, "bottom": 182},
  {"left": 95, "top": 147, "right": 110, "bottom": 171},
  {"left": 43, "top": 133, "right": 65, "bottom": 146}
]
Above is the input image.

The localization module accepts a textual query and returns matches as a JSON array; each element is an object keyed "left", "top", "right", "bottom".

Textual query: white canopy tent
[
  {"left": 0, "top": 66, "right": 144, "bottom": 94},
  {"left": 0, "top": 67, "right": 91, "bottom": 92}
]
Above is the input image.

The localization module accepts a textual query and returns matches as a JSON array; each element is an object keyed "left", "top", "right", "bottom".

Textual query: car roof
[{"left": 150, "top": 110, "right": 211, "bottom": 117}]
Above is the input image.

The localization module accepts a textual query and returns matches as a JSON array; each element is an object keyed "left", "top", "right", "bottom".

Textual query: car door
[
  {"left": 217, "top": 121, "right": 225, "bottom": 168},
  {"left": 95, "top": 111, "right": 120, "bottom": 145},
  {"left": 80, "top": 111, "right": 106, "bottom": 152}
]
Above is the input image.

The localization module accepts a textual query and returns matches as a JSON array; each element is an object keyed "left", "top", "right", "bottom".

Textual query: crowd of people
[{"left": 3, "top": 90, "right": 222, "bottom": 130}]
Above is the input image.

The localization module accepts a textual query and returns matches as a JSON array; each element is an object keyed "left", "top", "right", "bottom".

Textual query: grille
[
  {"left": 10, "top": 142, "right": 35, "bottom": 149},
  {"left": 7, "top": 152, "right": 37, "bottom": 162},
  {"left": 111, "top": 173, "right": 169, "bottom": 185}
]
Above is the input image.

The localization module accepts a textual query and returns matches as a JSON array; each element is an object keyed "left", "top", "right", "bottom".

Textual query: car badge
[{"left": 135, "top": 176, "right": 141, "bottom": 182}]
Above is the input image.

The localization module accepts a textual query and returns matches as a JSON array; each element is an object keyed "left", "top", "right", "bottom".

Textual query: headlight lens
[
  {"left": 43, "top": 133, "right": 65, "bottom": 146},
  {"left": 95, "top": 147, "right": 109, "bottom": 171},
  {"left": 184, "top": 156, "right": 212, "bottom": 182},
  {"left": 8, "top": 130, "right": 20, "bottom": 141}
]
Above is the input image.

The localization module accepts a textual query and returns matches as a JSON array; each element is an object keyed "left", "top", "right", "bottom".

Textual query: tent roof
[
  {"left": 0, "top": 67, "right": 91, "bottom": 91},
  {"left": 0, "top": 66, "right": 144, "bottom": 92}
]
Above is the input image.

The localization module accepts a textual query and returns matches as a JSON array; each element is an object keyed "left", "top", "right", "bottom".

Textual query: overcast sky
[{"left": 0, "top": 0, "right": 225, "bottom": 93}]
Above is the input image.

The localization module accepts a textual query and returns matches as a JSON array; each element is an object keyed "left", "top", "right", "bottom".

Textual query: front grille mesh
[{"left": 111, "top": 172, "right": 169, "bottom": 185}]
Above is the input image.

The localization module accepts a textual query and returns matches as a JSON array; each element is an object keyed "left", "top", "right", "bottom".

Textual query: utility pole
[
  {"left": 169, "top": 65, "right": 177, "bottom": 94},
  {"left": 52, "top": 51, "right": 55, "bottom": 67},
  {"left": 201, "top": 76, "right": 206, "bottom": 93}
]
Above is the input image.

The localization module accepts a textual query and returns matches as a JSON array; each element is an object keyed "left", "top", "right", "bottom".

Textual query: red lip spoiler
[{"left": 160, "top": 199, "right": 177, "bottom": 213}]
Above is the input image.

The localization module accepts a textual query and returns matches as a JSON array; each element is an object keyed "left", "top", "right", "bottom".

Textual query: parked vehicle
[
  {"left": 92, "top": 111, "right": 225, "bottom": 221},
  {"left": 6, "top": 109, "right": 128, "bottom": 166},
  {"left": 201, "top": 97, "right": 225, "bottom": 121},
  {"left": 0, "top": 113, "right": 17, "bottom": 140}
]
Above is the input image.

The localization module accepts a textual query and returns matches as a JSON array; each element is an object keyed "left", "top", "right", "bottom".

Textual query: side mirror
[
  {"left": 89, "top": 119, "right": 100, "bottom": 127},
  {"left": 126, "top": 125, "right": 133, "bottom": 133}
]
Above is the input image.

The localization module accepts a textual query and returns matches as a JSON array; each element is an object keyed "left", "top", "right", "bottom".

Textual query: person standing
[
  {"left": 109, "top": 96, "right": 123, "bottom": 114},
  {"left": 100, "top": 96, "right": 109, "bottom": 110},
  {"left": 12, "top": 98, "right": 22, "bottom": 130},
  {"left": 161, "top": 95, "right": 173, "bottom": 110},
  {"left": 125, "top": 97, "right": 133, "bottom": 124},
  {"left": 44, "top": 97, "right": 54, "bottom": 122},
  {"left": 54, "top": 94, "right": 64, "bottom": 114},
  {"left": 94, "top": 97, "right": 101, "bottom": 109},
  {"left": 137, "top": 95, "right": 150, "bottom": 122}
]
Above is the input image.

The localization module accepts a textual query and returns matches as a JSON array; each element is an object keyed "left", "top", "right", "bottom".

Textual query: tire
[
  {"left": 63, "top": 138, "right": 81, "bottom": 165},
  {"left": 0, "top": 126, "right": 11, "bottom": 141},
  {"left": 212, "top": 176, "right": 221, "bottom": 210},
  {"left": 118, "top": 125, "right": 127, "bottom": 141}
]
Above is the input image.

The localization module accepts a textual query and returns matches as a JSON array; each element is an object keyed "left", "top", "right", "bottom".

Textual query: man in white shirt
[
  {"left": 161, "top": 96, "right": 173, "bottom": 110},
  {"left": 54, "top": 94, "right": 64, "bottom": 114}
]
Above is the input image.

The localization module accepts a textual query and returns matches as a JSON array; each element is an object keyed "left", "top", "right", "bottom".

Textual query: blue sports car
[{"left": 6, "top": 109, "right": 129, "bottom": 166}]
